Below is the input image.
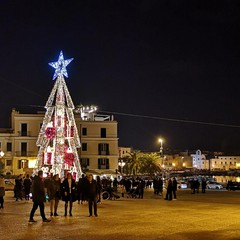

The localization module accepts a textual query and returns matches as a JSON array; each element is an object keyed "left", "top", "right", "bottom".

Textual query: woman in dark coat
[
  {"left": 48, "top": 174, "right": 61, "bottom": 216},
  {"left": 23, "top": 174, "right": 32, "bottom": 200},
  {"left": 61, "top": 173, "right": 76, "bottom": 217},
  {"left": 15, "top": 175, "right": 23, "bottom": 201}
]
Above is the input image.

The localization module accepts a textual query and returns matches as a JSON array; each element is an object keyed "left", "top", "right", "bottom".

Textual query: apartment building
[
  {"left": 210, "top": 156, "right": 240, "bottom": 171},
  {"left": 0, "top": 107, "right": 119, "bottom": 176}
]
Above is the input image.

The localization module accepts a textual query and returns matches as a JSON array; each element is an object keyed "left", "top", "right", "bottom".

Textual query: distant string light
[
  {"left": 1, "top": 76, "right": 240, "bottom": 129},
  {"left": 99, "top": 110, "right": 240, "bottom": 128}
]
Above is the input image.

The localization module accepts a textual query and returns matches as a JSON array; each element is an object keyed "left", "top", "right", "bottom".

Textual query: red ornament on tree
[
  {"left": 45, "top": 127, "right": 56, "bottom": 139},
  {"left": 64, "top": 152, "right": 74, "bottom": 166}
]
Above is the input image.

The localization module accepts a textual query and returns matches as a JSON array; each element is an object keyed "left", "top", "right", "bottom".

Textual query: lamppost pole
[
  {"left": 118, "top": 159, "right": 125, "bottom": 176},
  {"left": 0, "top": 150, "right": 5, "bottom": 174},
  {"left": 158, "top": 138, "right": 164, "bottom": 178}
]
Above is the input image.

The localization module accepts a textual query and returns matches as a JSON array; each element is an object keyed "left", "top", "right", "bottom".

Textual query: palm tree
[
  {"left": 124, "top": 150, "right": 142, "bottom": 176},
  {"left": 140, "top": 153, "right": 161, "bottom": 177}
]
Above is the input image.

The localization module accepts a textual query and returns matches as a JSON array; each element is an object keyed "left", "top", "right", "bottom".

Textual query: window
[
  {"left": 7, "top": 142, "right": 12, "bottom": 152},
  {"left": 21, "top": 123, "right": 28, "bottom": 136},
  {"left": 100, "top": 128, "right": 106, "bottom": 138},
  {"left": 19, "top": 159, "right": 28, "bottom": 168},
  {"left": 98, "top": 143, "right": 109, "bottom": 155},
  {"left": 6, "top": 160, "right": 12, "bottom": 166},
  {"left": 98, "top": 158, "right": 109, "bottom": 169},
  {"left": 82, "top": 127, "right": 87, "bottom": 136},
  {"left": 18, "top": 160, "right": 22, "bottom": 169},
  {"left": 0, "top": 142, "right": 1, "bottom": 149},
  {"left": 21, "top": 143, "right": 27, "bottom": 156},
  {"left": 82, "top": 143, "right": 87, "bottom": 151},
  {"left": 80, "top": 158, "right": 89, "bottom": 166}
]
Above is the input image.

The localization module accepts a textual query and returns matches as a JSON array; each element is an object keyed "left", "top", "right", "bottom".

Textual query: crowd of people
[
  {"left": 1, "top": 172, "right": 209, "bottom": 223},
  {"left": 29, "top": 171, "right": 100, "bottom": 222}
]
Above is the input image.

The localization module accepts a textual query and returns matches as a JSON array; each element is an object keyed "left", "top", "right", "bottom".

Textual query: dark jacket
[
  {"left": 61, "top": 178, "right": 77, "bottom": 202},
  {"left": 31, "top": 175, "right": 46, "bottom": 202},
  {"left": 48, "top": 179, "right": 61, "bottom": 200},
  {"left": 84, "top": 179, "right": 99, "bottom": 198},
  {"left": 23, "top": 178, "right": 32, "bottom": 193},
  {"left": 172, "top": 179, "right": 177, "bottom": 191}
]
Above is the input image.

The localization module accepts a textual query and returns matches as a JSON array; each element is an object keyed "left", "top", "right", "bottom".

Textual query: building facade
[
  {"left": 191, "top": 149, "right": 209, "bottom": 170},
  {"left": 0, "top": 108, "right": 119, "bottom": 176},
  {"left": 210, "top": 156, "right": 240, "bottom": 171}
]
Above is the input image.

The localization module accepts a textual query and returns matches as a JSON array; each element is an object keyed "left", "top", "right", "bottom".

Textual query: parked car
[
  {"left": 226, "top": 182, "right": 240, "bottom": 191},
  {"left": 178, "top": 181, "right": 188, "bottom": 189},
  {"left": 4, "top": 179, "right": 15, "bottom": 191},
  {"left": 207, "top": 182, "right": 223, "bottom": 190}
]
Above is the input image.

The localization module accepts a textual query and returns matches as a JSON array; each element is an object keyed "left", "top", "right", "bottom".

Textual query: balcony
[
  {"left": 98, "top": 164, "right": 110, "bottom": 169},
  {"left": 98, "top": 150, "right": 110, "bottom": 155},
  {"left": 14, "top": 151, "right": 37, "bottom": 157},
  {"left": 17, "top": 131, "right": 31, "bottom": 137}
]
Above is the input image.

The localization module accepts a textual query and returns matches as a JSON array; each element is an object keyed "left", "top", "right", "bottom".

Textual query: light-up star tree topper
[{"left": 36, "top": 51, "right": 82, "bottom": 179}]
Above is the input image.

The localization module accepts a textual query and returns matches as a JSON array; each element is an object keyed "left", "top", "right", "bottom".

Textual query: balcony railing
[
  {"left": 98, "top": 164, "right": 110, "bottom": 169},
  {"left": 14, "top": 151, "right": 37, "bottom": 157},
  {"left": 98, "top": 150, "right": 110, "bottom": 155},
  {"left": 17, "top": 131, "right": 31, "bottom": 137}
]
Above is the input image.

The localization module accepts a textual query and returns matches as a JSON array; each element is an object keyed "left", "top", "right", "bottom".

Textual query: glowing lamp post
[
  {"left": 118, "top": 159, "right": 125, "bottom": 175},
  {"left": 158, "top": 138, "right": 163, "bottom": 157},
  {"left": 0, "top": 150, "right": 5, "bottom": 174},
  {"left": 0, "top": 151, "right": 4, "bottom": 158},
  {"left": 158, "top": 138, "right": 164, "bottom": 178}
]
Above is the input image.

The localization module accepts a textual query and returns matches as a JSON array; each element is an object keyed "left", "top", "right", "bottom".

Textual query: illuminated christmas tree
[{"left": 35, "top": 51, "right": 82, "bottom": 179}]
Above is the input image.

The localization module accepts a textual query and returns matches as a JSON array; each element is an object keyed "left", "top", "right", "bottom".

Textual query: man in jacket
[
  {"left": 85, "top": 174, "right": 99, "bottom": 217},
  {"left": 172, "top": 177, "right": 178, "bottom": 200},
  {"left": 29, "top": 170, "right": 51, "bottom": 223}
]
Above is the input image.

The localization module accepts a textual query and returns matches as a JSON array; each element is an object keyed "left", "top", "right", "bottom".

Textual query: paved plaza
[{"left": 1, "top": 188, "right": 240, "bottom": 240}]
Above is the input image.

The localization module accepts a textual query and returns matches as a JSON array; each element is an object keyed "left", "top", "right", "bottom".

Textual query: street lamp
[
  {"left": 0, "top": 151, "right": 4, "bottom": 158},
  {"left": 0, "top": 150, "right": 5, "bottom": 174},
  {"left": 118, "top": 159, "right": 125, "bottom": 175},
  {"left": 158, "top": 138, "right": 164, "bottom": 178},
  {"left": 158, "top": 138, "right": 163, "bottom": 157}
]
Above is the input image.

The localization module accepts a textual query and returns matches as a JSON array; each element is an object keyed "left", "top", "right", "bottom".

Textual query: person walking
[
  {"left": 77, "top": 174, "right": 86, "bottom": 204},
  {"left": 118, "top": 183, "right": 125, "bottom": 198},
  {"left": 202, "top": 178, "right": 207, "bottom": 193},
  {"left": 85, "top": 174, "right": 98, "bottom": 217},
  {"left": 172, "top": 177, "right": 177, "bottom": 200},
  {"left": 113, "top": 178, "right": 118, "bottom": 192},
  {"left": 0, "top": 174, "right": 5, "bottom": 209},
  {"left": 61, "top": 173, "right": 76, "bottom": 217},
  {"left": 23, "top": 174, "right": 32, "bottom": 200},
  {"left": 96, "top": 176, "right": 103, "bottom": 203},
  {"left": 138, "top": 179, "right": 145, "bottom": 199},
  {"left": 15, "top": 175, "right": 23, "bottom": 201},
  {"left": 29, "top": 170, "right": 51, "bottom": 223},
  {"left": 47, "top": 174, "right": 61, "bottom": 216},
  {"left": 191, "top": 180, "right": 195, "bottom": 194},
  {"left": 165, "top": 178, "right": 173, "bottom": 201}
]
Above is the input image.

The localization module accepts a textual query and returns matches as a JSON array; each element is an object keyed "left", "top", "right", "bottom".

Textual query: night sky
[{"left": 1, "top": 1, "right": 240, "bottom": 153}]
